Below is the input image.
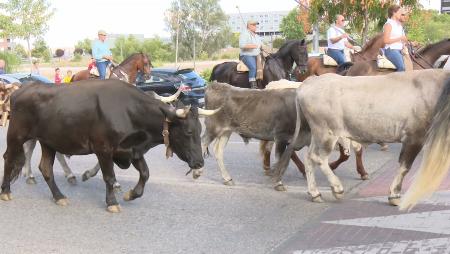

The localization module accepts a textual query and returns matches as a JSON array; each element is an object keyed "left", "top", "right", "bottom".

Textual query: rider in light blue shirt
[
  {"left": 239, "top": 20, "right": 262, "bottom": 89},
  {"left": 92, "top": 30, "right": 113, "bottom": 79}
]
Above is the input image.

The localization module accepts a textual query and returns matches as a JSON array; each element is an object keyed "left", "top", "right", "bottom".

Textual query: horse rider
[
  {"left": 92, "top": 30, "right": 113, "bottom": 80},
  {"left": 383, "top": 5, "right": 408, "bottom": 72},
  {"left": 326, "top": 14, "right": 355, "bottom": 65},
  {"left": 239, "top": 19, "right": 262, "bottom": 89}
]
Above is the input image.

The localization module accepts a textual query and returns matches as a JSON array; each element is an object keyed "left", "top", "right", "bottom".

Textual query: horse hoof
[
  {"left": 388, "top": 196, "right": 401, "bottom": 206},
  {"left": 26, "top": 177, "right": 37, "bottom": 185},
  {"left": 55, "top": 198, "right": 69, "bottom": 206},
  {"left": 224, "top": 179, "right": 235, "bottom": 186},
  {"left": 311, "top": 194, "right": 324, "bottom": 203},
  {"left": 81, "top": 172, "right": 89, "bottom": 182},
  {"left": 67, "top": 176, "right": 77, "bottom": 185},
  {"left": 361, "top": 174, "right": 369, "bottom": 180},
  {"left": 123, "top": 190, "right": 133, "bottom": 201},
  {"left": 0, "top": 193, "right": 12, "bottom": 201},
  {"left": 274, "top": 184, "right": 287, "bottom": 192},
  {"left": 107, "top": 205, "right": 121, "bottom": 213}
]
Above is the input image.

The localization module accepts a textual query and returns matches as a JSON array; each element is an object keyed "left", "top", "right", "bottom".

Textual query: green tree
[
  {"left": 165, "top": 0, "right": 231, "bottom": 60},
  {"left": 141, "top": 37, "right": 174, "bottom": 62},
  {"left": 31, "top": 39, "right": 51, "bottom": 62},
  {"left": 74, "top": 38, "right": 92, "bottom": 55},
  {"left": 230, "top": 32, "right": 240, "bottom": 48},
  {"left": 111, "top": 35, "right": 142, "bottom": 62},
  {"left": 0, "top": 51, "right": 21, "bottom": 73},
  {"left": 406, "top": 10, "right": 450, "bottom": 44},
  {"left": 272, "top": 37, "right": 286, "bottom": 49},
  {"left": 280, "top": 7, "right": 305, "bottom": 39},
  {"left": 0, "top": 0, "right": 54, "bottom": 69},
  {"left": 12, "top": 44, "right": 28, "bottom": 58}
]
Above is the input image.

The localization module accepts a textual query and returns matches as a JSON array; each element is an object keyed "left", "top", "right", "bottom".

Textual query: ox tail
[
  {"left": 400, "top": 78, "right": 450, "bottom": 211},
  {"left": 273, "top": 92, "right": 302, "bottom": 178}
]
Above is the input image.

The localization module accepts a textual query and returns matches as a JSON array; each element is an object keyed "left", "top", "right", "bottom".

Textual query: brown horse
[
  {"left": 345, "top": 38, "right": 450, "bottom": 76},
  {"left": 71, "top": 52, "right": 152, "bottom": 83},
  {"left": 295, "top": 33, "right": 386, "bottom": 81}
]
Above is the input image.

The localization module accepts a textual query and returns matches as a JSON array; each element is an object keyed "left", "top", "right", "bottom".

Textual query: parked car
[
  {"left": 136, "top": 68, "right": 206, "bottom": 106},
  {"left": 3, "top": 73, "right": 52, "bottom": 84},
  {"left": 0, "top": 74, "right": 21, "bottom": 84}
]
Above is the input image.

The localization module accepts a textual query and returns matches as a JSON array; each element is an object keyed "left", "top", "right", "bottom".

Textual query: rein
[
  {"left": 110, "top": 65, "right": 130, "bottom": 83},
  {"left": 410, "top": 49, "right": 435, "bottom": 69}
]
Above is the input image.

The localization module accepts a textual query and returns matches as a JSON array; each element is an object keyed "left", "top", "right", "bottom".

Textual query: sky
[{"left": 42, "top": 0, "right": 440, "bottom": 49}]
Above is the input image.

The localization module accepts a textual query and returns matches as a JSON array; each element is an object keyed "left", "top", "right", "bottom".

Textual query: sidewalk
[{"left": 273, "top": 158, "right": 450, "bottom": 253}]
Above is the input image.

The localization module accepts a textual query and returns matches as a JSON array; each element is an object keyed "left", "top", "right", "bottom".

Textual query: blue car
[
  {"left": 3, "top": 73, "right": 52, "bottom": 84},
  {"left": 0, "top": 74, "right": 21, "bottom": 84},
  {"left": 136, "top": 68, "right": 206, "bottom": 106}
]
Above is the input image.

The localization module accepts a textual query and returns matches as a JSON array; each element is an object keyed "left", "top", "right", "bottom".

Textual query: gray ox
[
  {"left": 202, "top": 82, "right": 351, "bottom": 189},
  {"left": 274, "top": 69, "right": 450, "bottom": 207}
]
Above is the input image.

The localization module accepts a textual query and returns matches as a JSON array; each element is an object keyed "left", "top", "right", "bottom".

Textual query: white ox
[{"left": 274, "top": 69, "right": 450, "bottom": 209}]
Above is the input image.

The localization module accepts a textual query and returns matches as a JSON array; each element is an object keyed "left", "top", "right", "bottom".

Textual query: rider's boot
[{"left": 250, "top": 81, "right": 258, "bottom": 89}]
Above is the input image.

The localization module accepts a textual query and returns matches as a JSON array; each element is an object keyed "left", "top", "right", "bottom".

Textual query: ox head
[
  {"left": 293, "top": 39, "right": 308, "bottom": 74},
  {"left": 165, "top": 102, "right": 220, "bottom": 178}
]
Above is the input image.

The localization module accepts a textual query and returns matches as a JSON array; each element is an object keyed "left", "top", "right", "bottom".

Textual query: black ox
[{"left": 0, "top": 79, "right": 217, "bottom": 212}]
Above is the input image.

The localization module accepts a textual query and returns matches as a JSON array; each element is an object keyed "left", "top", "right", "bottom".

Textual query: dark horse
[
  {"left": 345, "top": 38, "right": 450, "bottom": 76},
  {"left": 210, "top": 39, "right": 308, "bottom": 89},
  {"left": 71, "top": 52, "right": 152, "bottom": 83}
]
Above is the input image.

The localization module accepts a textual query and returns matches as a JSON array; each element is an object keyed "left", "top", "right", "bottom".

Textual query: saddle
[
  {"left": 377, "top": 47, "right": 413, "bottom": 71},
  {"left": 236, "top": 53, "right": 266, "bottom": 80},
  {"left": 322, "top": 47, "right": 361, "bottom": 66}
]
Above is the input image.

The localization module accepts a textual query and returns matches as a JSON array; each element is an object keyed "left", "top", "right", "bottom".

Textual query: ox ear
[{"left": 119, "top": 131, "right": 148, "bottom": 149}]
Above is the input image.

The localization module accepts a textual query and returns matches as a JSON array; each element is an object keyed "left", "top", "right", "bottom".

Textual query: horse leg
[
  {"left": 353, "top": 143, "right": 369, "bottom": 180},
  {"left": 23, "top": 139, "right": 37, "bottom": 184},
  {"left": 123, "top": 156, "right": 149, "bottom": 201},
  {"left": 55, "top": 152, "right": 77, "bottom": 185},
  {"left": 388, "top": 141, "right": 423, "bottom": 206},
  {"left": 259, "top": 140, "right": 274, "bottom": 175},
  {"left": 328, "top": 143, "right": 349, "bottom": 170},
  {"left": 212, "top": 132, "right": 233, "bottom": 185},
  {"left": 38, "top": 143, "right": 67, "bottom": 206},
  {"left": 290, "top": 152, "right": 306, "bottom": 178}
]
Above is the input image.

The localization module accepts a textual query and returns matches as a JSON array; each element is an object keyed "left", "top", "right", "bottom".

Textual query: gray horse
[{"left": 274, "top": 69, "right": 450, "bottom": 206}]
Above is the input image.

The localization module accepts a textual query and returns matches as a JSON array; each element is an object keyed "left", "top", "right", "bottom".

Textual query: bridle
[{"left": 407, "top": 42, "right": 435, "bottom": 69}]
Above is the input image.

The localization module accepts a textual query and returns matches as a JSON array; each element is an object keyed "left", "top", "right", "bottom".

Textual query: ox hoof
[
  {"left": 81, "top": 172, "right": 90, "bottom": 182},
  {"left": 0, "top": 193, "right": 12, "bottom": 201},
  {"left": 55, "top": 198, "right": 69, "bottom": 206},
  {"left": 67, "top": 176, "right": 77, "bottom": 185},
  {"left": 26, "top": 177, "right": 37, "bottom": 185},
  {"left": 332, "top": 187, "right": 344, "bottom": 200},
  {"left": 193, "top": 169, "right": 203, "bottom": 179},
  {"left": 361, "top": 174, "right": 369, "bottom": 180},
  {"left": 263, "top": 167, "right": 272, "bottom": 176},
  {"left": 311, "top": 194, "right": 324, "bottom": 203},
  {"left": 107, "top": 205, "right": 121, "bottom": 213},
  {"left": 123, "top": 191, "right": 134, "bottom": 201},
  {"left": 113, "top": 183, "right": 122, "bottom": 193},
  {"left": 388, "top": 196, "right": 401, "bottom": 206},
  {"left": 274, "top": 184, "right": 287, "bottom": 192},
  {"left": 224, "top": 179, "right": 235, "bottom": 186}
]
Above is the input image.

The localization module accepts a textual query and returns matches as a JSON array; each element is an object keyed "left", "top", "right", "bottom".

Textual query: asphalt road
[{"left": 0, "top": 125, "right": 401, "bottom": 254}]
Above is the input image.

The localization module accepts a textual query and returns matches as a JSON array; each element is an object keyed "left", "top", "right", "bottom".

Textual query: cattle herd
[{"left": 1, "top": 68, "right": 450, "bottom": 213}]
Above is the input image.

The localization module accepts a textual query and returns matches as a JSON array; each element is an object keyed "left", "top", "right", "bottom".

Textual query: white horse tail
[{"left": 400, "top": 78, "right": 450, "bottom": 211}]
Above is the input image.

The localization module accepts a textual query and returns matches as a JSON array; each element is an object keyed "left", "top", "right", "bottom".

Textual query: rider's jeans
[
  {"left": 384, "top": 48, "right": 405, "bottom": 72},
  {"left": 327, "top": 48, "right": 346, "bottom": 65},
  {"left": 240, "top": 55, "right": 257, "bottom": 82},
  {"left": 96, "top": 60, "right": 110, "bottom": 80}
]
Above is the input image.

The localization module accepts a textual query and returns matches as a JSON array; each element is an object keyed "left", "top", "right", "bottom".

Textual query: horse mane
[
  {"left": 361, "top": 33, "right": 384, "bottom": 53},
  {"left": 119, "top": 52, "right": 144, "bottom": 66},
  {"left": 416, "top": 38, "right": 450, "bottom": 55}
]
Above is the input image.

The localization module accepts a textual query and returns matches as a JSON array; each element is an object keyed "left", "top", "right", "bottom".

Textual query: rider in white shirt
[
  {"left": 326, "top": 14, "right": 354, "bottom": 65},
  {"left": 383, "top": 5, "right": 408, "bottom": 71}
]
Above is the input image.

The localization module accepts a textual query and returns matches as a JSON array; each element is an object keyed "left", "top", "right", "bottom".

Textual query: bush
[
  {"left": 0, "top": 51, "right": 21, "bottom": 73},
  {"left": 199, "top": 68, "right": 212, "bottom": 81},
  {"left": 272, "top": 38, "right": 286, "bottom": 49},
  {"left": 71, "top": 53, "right": 82, "bottom": 62}
]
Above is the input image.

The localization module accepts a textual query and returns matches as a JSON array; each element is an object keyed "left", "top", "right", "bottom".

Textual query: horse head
[
  {"left": 292, "top": 39, "right": 308, "bottom": 74},
  {"left": 138, "top": 52, "right": 152, "bottom": 80}
]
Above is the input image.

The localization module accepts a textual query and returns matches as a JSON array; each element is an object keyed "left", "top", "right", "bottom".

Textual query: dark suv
[{"left": 136, "top": 68, "right": 206, "bottom": 106}]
